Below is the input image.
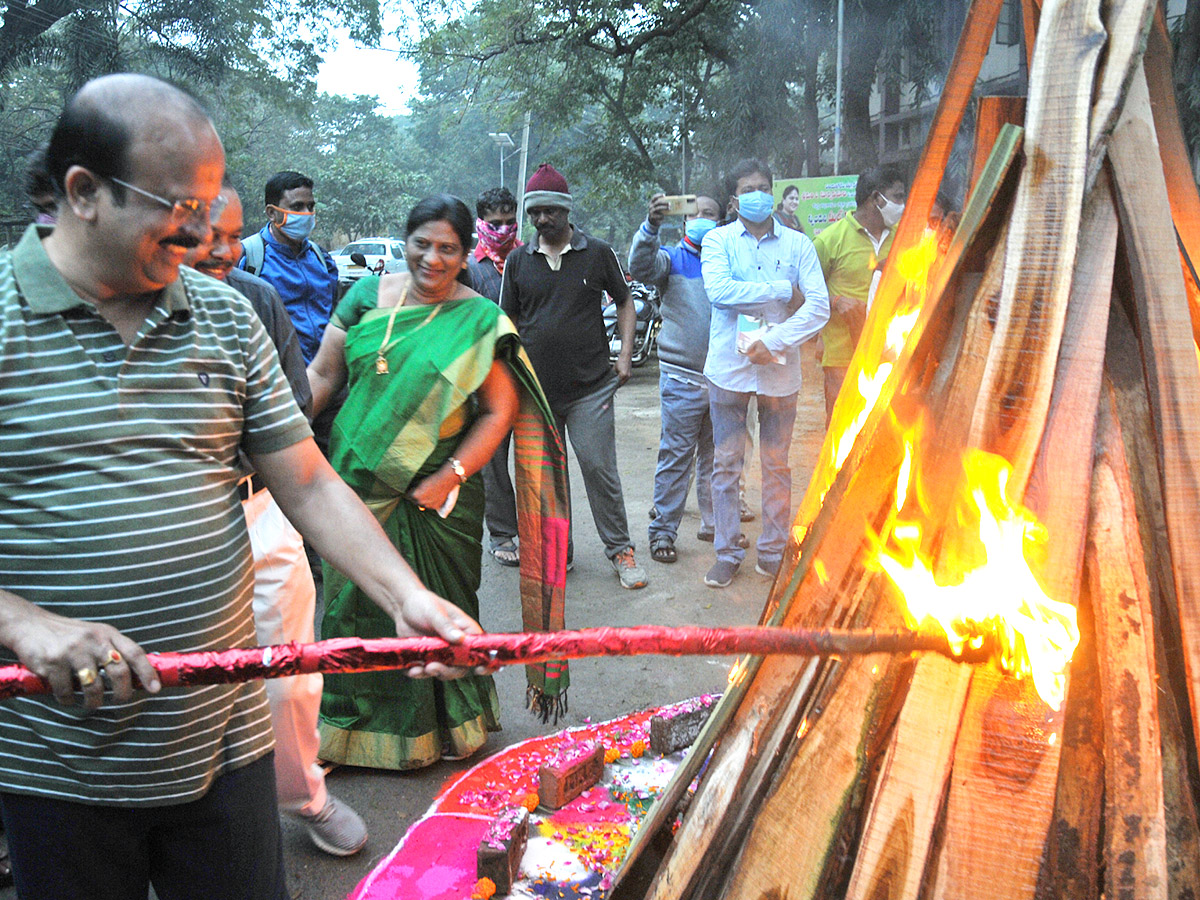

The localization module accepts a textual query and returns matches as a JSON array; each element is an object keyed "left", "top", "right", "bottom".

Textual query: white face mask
[{"left": 876, "top": 193, "right": 904, "bottom": 229}]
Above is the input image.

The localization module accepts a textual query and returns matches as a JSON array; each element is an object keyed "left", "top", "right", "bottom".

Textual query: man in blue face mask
[
  {"left": 240, "top": 170, "right": 342, "bottom": 602},
  {"left": 700, "top": 158, "right": 829, "bottom": 589},
  {"left": 239, "top": 171, "right": 338, "bottom": 370},
  {"left": 629, "top": 191, "right": 722, "bottom": 565}
]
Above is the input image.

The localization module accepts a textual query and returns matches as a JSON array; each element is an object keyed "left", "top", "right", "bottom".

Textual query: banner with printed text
[{"left": 774, "top": 175, "right": 858, "bottom": 237}]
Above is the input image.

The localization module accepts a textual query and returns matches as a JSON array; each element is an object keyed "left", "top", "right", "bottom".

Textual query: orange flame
[
  {"left": 821, "top": 235, "right": 933, "bottom": 490},
  {"left": 817, "top": 231, "right": 1078, "bottom": 709},
  {"left": 727, "top": 656, "right": 750, "bottom": 688},
  {"left": 873, "top": 449, "right": 1079, "bottom": 709}
]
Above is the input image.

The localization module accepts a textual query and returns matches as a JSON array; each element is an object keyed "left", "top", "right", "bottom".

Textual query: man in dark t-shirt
[{"left": 500, "top": 164, "right": 648, "bottom": 589}]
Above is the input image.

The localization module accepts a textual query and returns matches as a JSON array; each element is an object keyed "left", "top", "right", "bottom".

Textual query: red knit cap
[{"left": 525, "top": 162, "right": 570, "bottom": 194}]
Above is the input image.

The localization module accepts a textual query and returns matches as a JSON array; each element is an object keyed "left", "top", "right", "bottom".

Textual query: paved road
[{"left": 0, "top": 347, "right": 829, "bottom": 899}]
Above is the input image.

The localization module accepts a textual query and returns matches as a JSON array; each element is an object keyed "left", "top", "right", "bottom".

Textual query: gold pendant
[{"left": 375, "top": 357, "right": 388, "bottom": 375}]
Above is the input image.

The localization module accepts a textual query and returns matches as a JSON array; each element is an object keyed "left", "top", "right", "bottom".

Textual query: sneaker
[
  {"left": 297, "top": 795, "right": 368, "bottom": 857},
  {"left": 611, "top": 548, "right": 648, "bottom": 589},
  {"left": 704, "top": 559, "right": 740, "bottom": 588},
  {"left": 755, "top": 558, "right": 780, "bottom": 578}
]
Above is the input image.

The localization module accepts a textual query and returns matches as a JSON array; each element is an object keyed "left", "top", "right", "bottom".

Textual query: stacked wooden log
[{"left": 612, "top": 0, "right": 1200, "bottom": 896}]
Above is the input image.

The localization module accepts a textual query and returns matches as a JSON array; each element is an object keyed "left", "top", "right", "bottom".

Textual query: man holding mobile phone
[{"left": 629, "top": 191, "right": 722, "bottom": 565}]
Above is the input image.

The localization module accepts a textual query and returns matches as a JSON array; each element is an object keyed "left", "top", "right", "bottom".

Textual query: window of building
[{"left": 995, "top": 0, "right": 1021, "bottom": 46}]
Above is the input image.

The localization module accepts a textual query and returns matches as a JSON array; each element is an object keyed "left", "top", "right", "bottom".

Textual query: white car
[{"left": 332, "top": 238, "right": 406, "bottom": 282}]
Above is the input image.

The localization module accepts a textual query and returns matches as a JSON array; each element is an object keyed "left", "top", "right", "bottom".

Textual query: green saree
[{"left": 318, "top": 277, "right": 569, "bottom": 770}]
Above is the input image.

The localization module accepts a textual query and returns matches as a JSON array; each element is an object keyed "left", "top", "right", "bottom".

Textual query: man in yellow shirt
[{"left": 813, "top": 165, "right": 907, "bottom": 423}]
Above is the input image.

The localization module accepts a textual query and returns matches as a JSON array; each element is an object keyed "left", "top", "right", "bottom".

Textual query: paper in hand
[{"left": 437, "top": 485, "right": 459, "bottom": 518}]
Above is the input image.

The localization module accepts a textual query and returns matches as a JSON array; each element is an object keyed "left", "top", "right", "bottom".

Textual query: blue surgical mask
[
  {"left": 737, "top": 190, "right": 775, "bottom": 224},
  {"left": 684, "top": 217, "right": 717, "bottom": 246},
  {"left": 270, "top": 206, "right": 316, "bottom": 242}
]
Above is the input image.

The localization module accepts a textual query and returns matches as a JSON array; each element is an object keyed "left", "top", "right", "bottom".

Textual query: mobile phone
[{"left": 662, "top": 194, "right": 698, "bottom": 217}]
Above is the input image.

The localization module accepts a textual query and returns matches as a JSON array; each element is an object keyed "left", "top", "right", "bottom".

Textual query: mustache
[{"left": 163, "top": 235, "right": 202, "bottom": 250}]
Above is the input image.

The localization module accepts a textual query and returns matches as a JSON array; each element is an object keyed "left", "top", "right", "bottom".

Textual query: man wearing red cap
[{"left": 500, "top": 163, "right": 648, "bottom": 589}]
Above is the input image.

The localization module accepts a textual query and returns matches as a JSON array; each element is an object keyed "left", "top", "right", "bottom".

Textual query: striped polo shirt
[{"left": 0, "top": 225, "right": 312, "bottom": 806}]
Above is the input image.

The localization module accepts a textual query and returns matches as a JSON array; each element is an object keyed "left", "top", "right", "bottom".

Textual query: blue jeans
[
  {"left": 553, "top": 374, "right": 633, "bottom": 559},
  {"left": 1, "top": 752, "right": 288, "bottom": 900},
  {"left": 708, "top": 382, "right": 798, "bottom": 565},
  {"left": 649, "top": 371, "right": 714, "bottom": 541}
]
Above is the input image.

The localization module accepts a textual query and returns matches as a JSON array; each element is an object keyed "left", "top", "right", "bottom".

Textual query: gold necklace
[{"left": 375, "top": 287, "right": 444, "bottom": 375}]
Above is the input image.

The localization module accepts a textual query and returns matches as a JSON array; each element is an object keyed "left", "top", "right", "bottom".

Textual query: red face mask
[{"left": 476, "top": 218, "right": 519, "bottom": 268}]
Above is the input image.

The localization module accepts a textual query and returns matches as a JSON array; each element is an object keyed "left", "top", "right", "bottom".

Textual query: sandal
[
  {"left": 650, "top": 535, "right": 677, "bottom": 563},
  {"left": 491, "top": 540, "right": 520, "bottom": 567}
]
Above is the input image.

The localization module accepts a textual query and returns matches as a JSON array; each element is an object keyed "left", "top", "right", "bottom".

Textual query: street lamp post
[{"left": 488, "top": 132, "right": 517, "bottom": 189}]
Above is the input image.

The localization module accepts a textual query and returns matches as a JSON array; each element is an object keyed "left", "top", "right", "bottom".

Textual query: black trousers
[{"left": 1, "top": 753, "right": 288, "bottom": 900}]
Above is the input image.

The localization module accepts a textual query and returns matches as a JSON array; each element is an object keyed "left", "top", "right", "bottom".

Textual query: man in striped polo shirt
[{"left": 0, "top": 74, "right": 480, "bottom": 900}]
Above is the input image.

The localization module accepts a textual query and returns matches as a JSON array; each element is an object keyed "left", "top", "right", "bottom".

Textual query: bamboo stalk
[{"left": 971, "top": 97, "right": 1026, "bottom": 192}]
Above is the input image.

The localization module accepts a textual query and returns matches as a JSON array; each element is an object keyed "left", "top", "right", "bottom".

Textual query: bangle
[{"left": 448, "top": 457, "right": 467, "bottom": 484}]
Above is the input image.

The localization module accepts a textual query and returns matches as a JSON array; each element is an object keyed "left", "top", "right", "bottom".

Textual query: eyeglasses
[{"left": 108, "top": 177, "right": 227, "bottom": 224}]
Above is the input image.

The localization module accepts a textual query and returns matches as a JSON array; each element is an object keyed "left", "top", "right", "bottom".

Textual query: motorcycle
[{"left": 604, "top": 279, "right": 662, "bottom": 368}]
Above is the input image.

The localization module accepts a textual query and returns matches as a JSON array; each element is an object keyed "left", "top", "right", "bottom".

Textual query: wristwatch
[{"left": 448, "top": 457, "right": 467, "bottom": 484}]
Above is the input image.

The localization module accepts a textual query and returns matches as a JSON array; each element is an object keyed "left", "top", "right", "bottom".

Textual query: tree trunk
[{"left": 840, "top": 1, "right": 881, "bottom": 172}]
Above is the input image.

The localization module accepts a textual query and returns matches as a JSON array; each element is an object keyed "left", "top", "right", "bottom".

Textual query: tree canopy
[{"left": 1, "top": 0, "right": 1196, "bottom": 248}]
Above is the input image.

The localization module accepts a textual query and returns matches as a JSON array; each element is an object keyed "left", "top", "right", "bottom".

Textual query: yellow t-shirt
[{"left": 813, "top": 211, "right": 894, "bottom": 367}]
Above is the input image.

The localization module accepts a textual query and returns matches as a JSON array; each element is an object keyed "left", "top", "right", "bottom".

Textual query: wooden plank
[
  {"left": 639, "top": 233, "right": 1013, "bottom": 899},
  {"left": 721, "top": 648, "right": 915, "bottom": 900},
  {"left": 922, "top": 122, "right": 1118, "bottom": 900},
  {"left": 1088, "top": 385, "right": 1168, "bottom": 897},
  {"left": 971, "top": 97, "right": 1026, "bottom": 193},
  {"left": 1084, "top": 0, "right": 1156, "bottom": 187},
  {"left": 925, "top": 670, "right": 1065, "bottom": 900},
  {"left": 843, "top": 657, "right": 972, "bottom": 900},
  {"left": 625, "top": 129, "right": 1024, "bottom": 899},
  {"left": 966, "top": 0, "right": 1106, "bottom": 488},
  {"left": 1156, "top": 636, "right": 1200, "bottom": 900},
  {"left": 1144, "top": 6, "right": 1200, "bottom": 313},
  {"left": 1036, "top": 575, "right": 1103, "bottom": 899},
  {"left": 1106, "top": 276, "right": 1200, "bottom": 900},
  {"left": 1020, "top": 0, "right": 1041, "bottom": 75},
  {"left": 1109, "top": 62, "right": 1200, "bottom": 760},
  {"left": 1026, "top": 167, "right": 1118, "bottom": 900}
]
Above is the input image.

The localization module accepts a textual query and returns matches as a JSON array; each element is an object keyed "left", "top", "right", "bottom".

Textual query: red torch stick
[{"left": 0, "top": 625, "right": 991, "bottom": 699}]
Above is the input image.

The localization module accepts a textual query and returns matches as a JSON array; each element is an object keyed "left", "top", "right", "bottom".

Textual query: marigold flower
[
  {"left": 522, "top": 792, "right": 540, "bottom": 812},
  {"left": 631, "top": 740, "right": 646, "bottom": 758},
  {"left": 472, "top": 876, "right": 497, "bottom": 899},
  {"left": 604, "top": 746, "right": 620, "bottom": 764}
]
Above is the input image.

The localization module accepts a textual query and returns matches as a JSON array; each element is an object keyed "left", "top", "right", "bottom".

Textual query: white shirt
[{"left": 701, "top": 218, "right": 830, "bottom": 396}]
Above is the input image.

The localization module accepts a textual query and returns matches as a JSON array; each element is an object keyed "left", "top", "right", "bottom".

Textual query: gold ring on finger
[
  {"left": 76, "top": 667, "right": 98, "bottom": 688},
  {"left": 104, "top": 649, "right": 122, "bottom": 666}
]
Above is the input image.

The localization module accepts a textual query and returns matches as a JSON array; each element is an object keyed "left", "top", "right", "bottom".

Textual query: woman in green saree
[{"left": 307, "top": 195, "right": 569, "bottom": 770}]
